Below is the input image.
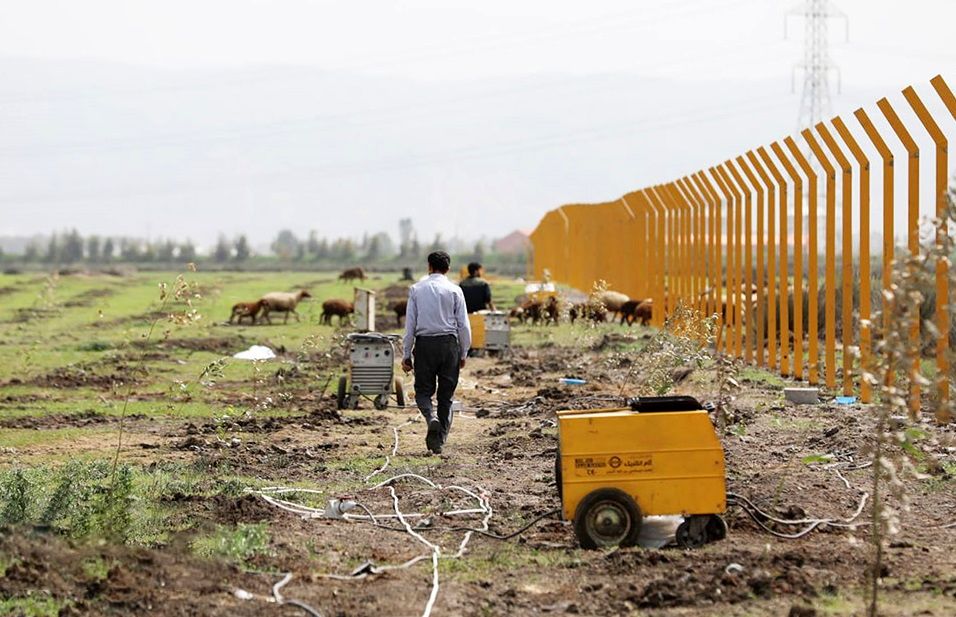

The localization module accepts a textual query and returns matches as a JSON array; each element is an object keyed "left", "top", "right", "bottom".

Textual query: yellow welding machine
[{"left": 556, "top": 396, "right": 727, "bottom": 549}]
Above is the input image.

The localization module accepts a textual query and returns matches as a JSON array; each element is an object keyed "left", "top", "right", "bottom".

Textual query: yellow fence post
[
  {"left": 728, "top": 160, "right": 753, "bottom": 364},
  {"left": 653, "top": 185, "right": 673, "bottom": 316},
  {"left": 785, "top": 137, "right": 820, "bottom": 385},
  {"left": 693, "top": 175, "right": 709, "bottom": 314},
  {"left": 878, "top": 97, "right": 921, "bottom": 418},
  {"left": 717, "top": 163, "right": 743, "bottom": 358},
  {"left": 833, "top": 116, "right": 872, "bottom": 402},
  {"left": 676, "top": 178, "right": 697, "bottom": 310},
  {"left": 854, "top": 108, "right": 894, "bottom": 394},
  {"left": 740, "top": 154, "right": 767, "bottom": 366},
  {"left": 696, "top": 171, "right": 721, "bottom": 320},
  {"left": 904, "top": 83, "right": 951, "bottom": 422},
  {"left": 772, "top": 142, "right": 804, "bottom": 380},
  {"left": 711, "top": 167, "right": 734, "bottom": 354},
  {"left": 646, "top": 187, "right": 670, "bottom": 322},
  {"left": 930, "top": 74, "right": 956, "bottom": 420},
  {"left": 817, "top": 123, "right": 855, "bottom": 397},
  {"left": 759, "top": 147, "right": 789, "bottom": 376},
  {"left": 703, "top": 170, "right": 724, "bottom": 333},
  {"left": 680, "top": 180, "right": 695, "bottom": 309},
  {"left": 667, "top": 182, "right": 688, "bottom": 310},
  {"left": 683, "top": 176, "right": 707, "bottom": 315},
  {"left": 757, "top": 148, "right": 779, "bottom": 370},
  {"left": 622, "top": 193, "right": 645, "bottom": 299},
  {"left": 685, "top": 176, "right": 705, "bottom": 311},
  {"left": 803, "top": 129, "right": 838, "bottom": 390},
  {"left": 635, "top": 191, "right": 663, "bottom": 325}
]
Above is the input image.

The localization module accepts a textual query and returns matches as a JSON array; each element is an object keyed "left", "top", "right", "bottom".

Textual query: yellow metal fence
[{"left": 529, "top": 75, "right": 956, "bottom": 423}]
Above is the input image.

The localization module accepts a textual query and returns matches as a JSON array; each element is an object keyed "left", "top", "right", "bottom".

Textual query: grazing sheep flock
[{"left": 225, "top": 267, "right": 653, "bottom": 332}]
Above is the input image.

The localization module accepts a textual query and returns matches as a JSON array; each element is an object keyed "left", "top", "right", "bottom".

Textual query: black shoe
[{"left": 426, "top": 418, "right": 441, "bottom": 453}]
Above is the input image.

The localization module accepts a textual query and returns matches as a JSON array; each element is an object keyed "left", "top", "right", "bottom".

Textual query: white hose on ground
[
  {"left": 250, "top": 414, "right": 498, "bottom": 617},
  {"left": 389, "top": 485, "right": 442, "bottom": 617}
]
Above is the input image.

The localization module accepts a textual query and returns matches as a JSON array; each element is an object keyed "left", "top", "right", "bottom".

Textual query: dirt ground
[
  {"left": 3, "top": 348, "right": 955, "bottom": 616},
  {"left": 0, "top": 272, "right": 954, "bottom": 616}
]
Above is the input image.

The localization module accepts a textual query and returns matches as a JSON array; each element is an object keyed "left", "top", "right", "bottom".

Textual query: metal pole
[
  {"left": 904, "top": 84, "right": 951, "bottom": 422},
  {"left": 785, "top": 136, "right": 821, "bottom": 385},
  {"left": 802, "top": 128, "right": 838, "bottom": 389},
  {"left": 817, "top": 122, "right": 854, "bottom": 396},
  {"left": 772, "top": 141, "right": 805, "bottom": 380},
  {"left": 740, "top": 154, "right": 767, "bottom": 366},
  {"left": 854, "top": 108, "right": 894, "bottom": 394},
  {"left": 759, "top": 147, "right": 790, "bottom": 376},
  {"left": 878, "top": 98, "right": 922, "bottom": 418},
  {"left": 833, "top": 116, "right": 872, "bottom": 402}
]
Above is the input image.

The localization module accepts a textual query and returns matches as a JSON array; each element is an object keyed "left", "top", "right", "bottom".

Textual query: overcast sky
[{"left": 1, "top": 0, "right": 954, "bottom": 247}]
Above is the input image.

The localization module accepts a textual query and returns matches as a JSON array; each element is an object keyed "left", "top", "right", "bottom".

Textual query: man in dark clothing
[
  {"left": 402, "top": 251, "right": 472, "bottom": 454},
  {"left": 459, "top": 262, "right": 495, "bottom": 314}
]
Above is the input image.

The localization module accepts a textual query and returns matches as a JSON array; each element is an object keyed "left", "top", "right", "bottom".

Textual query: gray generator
[
  {"left": 483, "top": 311, "right": 511, "bottom": 353},
  {"left": 337, "top": 333, "right": 405, "bottom": 410}
]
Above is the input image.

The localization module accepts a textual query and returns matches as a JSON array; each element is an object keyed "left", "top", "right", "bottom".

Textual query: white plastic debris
[
  {"left": 725, "top": 563, "right": 745, "bottom": 575},
  {"left": 232, "top": 345, "right": 276, "bottom": 360}
]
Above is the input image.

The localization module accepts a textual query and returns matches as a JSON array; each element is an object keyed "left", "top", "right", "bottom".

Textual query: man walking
[
  {"left": 402, "top": 251, "right": 471, "bottom": 454},
  {"left": 459, "top": 261, "right": 495, "bottom": 314}
]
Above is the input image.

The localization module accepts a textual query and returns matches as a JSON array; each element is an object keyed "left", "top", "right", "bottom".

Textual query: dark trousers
[{"left": 413, "top": 335, "right": 460, "bottom": 443}]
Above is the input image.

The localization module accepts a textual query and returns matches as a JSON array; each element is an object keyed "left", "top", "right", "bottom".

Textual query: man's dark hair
[
  {"left": 427, "top": 251, "right": 451, "bottom": 273},
  {"left": 467, "top": 262, "right": 482, "bottom": 276}
]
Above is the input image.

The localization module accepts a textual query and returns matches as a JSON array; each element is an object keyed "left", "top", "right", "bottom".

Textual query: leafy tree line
[
  {"left": 9, "top": 230, "right": 204, "bottom": 264},
  {"left": 3, "top": 225, "right": 525, "bottom": 269}
]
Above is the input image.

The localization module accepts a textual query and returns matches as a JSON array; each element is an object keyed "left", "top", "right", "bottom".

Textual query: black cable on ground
[
  {"left": 347, "top": 507, "right": 563, "bottom": 541},
  {"left": 447, "top": 508, "right": 562, "bottom": 540}
]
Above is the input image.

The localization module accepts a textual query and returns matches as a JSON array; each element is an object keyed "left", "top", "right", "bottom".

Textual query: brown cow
[
  {"left": 229, "top": 300, "right": 265, "bottom": 325},
  {"left": 321, "top": 299, "right": 354, "bottom": 325},
  {"left": 339, "top": 267, "right": 366, "bottom": 283}
]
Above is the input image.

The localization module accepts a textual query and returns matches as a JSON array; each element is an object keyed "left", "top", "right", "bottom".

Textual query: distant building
[{"left": 493, "top": 230, "right": 531, "bottom": 255}]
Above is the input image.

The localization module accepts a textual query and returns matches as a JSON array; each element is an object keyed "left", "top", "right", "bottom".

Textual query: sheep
[
  {"left": 259, "top": 289, "right": 312, "bottom": 324},
  {"left": 339, "top": 267, "right": 366, "bottom": 283},
  {"left": 544, "top": 295, "right": 561, "bottom": 325},
  {"left": 508, "top": 305, "right": 526, "bottom": 324},
  {"left": 619, "top": 299, "right": 653, "bottom": 326},
  {"left": 570, "top": 302, "right": 606, "bottom": 324},
  {"left": 390, "top": 299, "right": 408, "bottom": 327},
  {"left": 229, "top": 299, "right": 265, "bottom": 325},
  {"left": 321, "top": 298, "right": 354, "bottom": 325},
  {"left": 589, "top": 290, "right": 630, "bottom": 321},
  {"left": 633, "top": 299, "right": 653, "bottom": 326}
]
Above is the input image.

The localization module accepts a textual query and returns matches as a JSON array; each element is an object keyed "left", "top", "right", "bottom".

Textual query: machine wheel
[
  {"left": 373, "top": 394, "right": 388, "bottom": 411},
  {"left": 336, "top": 377, "right": 348, "bottom": 410},
  {"left": 394, "top": 379, "right": 405, "bottom": 408},
  {"left": 573, "top": 488, "right": 642, "bottom": 550},
  {"left": 706, "top": 514, "right": 728, "bottom": 542},
  {"left": 676, "top": 515, "right": 709, "bottom": 549}
]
